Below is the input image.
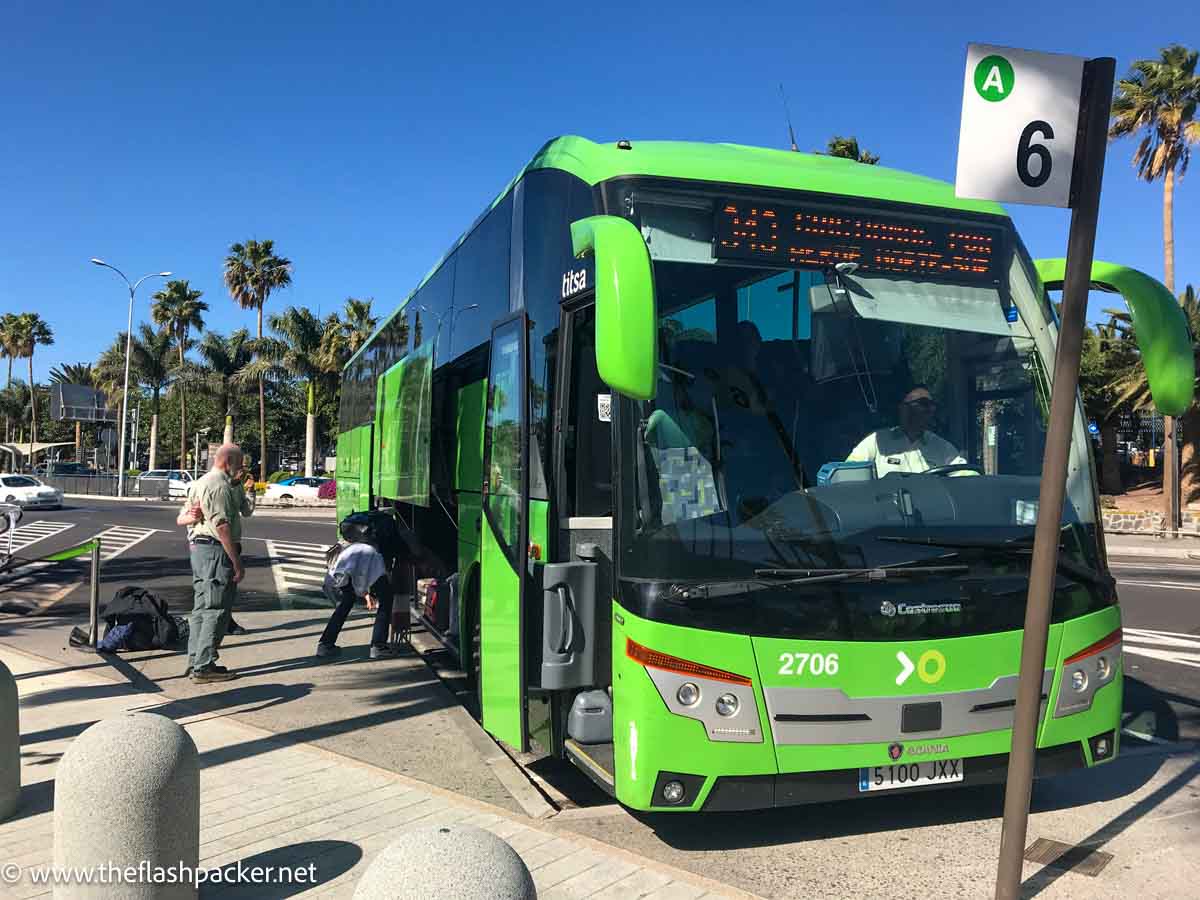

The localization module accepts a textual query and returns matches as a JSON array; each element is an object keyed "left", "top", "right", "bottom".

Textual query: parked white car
[
  {"left": 263, "top": 476, "right": 330, "bottom": 501},
  {"left": 0, "top": 474, "right": 64, "bottom": 510},
  {"left": 135, "top": 469, "right": 194, "bottom": 499}
]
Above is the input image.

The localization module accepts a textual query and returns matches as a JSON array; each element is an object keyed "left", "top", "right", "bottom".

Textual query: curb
[
  {"left": 405, "top": 626, "right": 558, "bottom": 821},
  {"left": 1107, "top": 545, "right": 1200, "bottom": 561}
]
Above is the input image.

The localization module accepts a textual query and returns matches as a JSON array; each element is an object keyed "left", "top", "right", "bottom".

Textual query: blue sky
[{"left": 2, "top": 0, "right": 1197, "bottom": 380}]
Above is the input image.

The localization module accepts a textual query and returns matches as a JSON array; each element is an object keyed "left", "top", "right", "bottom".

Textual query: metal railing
[{"left": 40, "top": 474, "right": 121, "bottom": 497}]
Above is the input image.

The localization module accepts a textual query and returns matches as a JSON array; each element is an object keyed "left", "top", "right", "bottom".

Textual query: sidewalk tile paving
[{"left": 0, "top": 645, "right": 752, "bottom": 899}]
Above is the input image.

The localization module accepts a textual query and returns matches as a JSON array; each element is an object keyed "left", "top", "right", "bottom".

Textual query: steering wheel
[{"left": 923, "top": 463, "right": 985, "bottom": 477}]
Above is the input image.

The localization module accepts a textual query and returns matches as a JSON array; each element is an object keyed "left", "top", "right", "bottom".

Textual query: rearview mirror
[
  {"left": 570, "top": 215, "right": 658, "bottom": 401},
  {"left": 1034, "top": 258, "right": 1195, "bottom": 416}
]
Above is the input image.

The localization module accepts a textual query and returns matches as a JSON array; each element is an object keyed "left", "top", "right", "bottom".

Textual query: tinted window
[
  {"left": 520, "top": 169, "right": 596, "bottom": 500},
  {"left": 451, "top": 193, "right": 512, "bottom": 359},
  {"left": 413, "top": 256, "right": 455, "bottom": 364},
  {"left": 483, "top": 318, "right": 526, "bottom": 564}
]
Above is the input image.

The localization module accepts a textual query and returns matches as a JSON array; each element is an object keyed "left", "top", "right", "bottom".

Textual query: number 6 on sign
[{"left": 955, "top": 43, "right": 1085, "bottom": 208}]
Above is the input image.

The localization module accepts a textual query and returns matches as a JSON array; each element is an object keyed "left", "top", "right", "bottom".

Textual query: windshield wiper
[
  {"left": 664, "top": 562, "right": 968, "bottom": 602},
  {"left": 875, "top": 535, "right": 1113, "bottom": 590}
]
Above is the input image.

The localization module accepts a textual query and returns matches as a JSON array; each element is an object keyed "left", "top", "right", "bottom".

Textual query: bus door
[
  {"left": 479, "top": 312, "right": 531, "bottom": 750},
  {"left": 547, "top": 297, "right": 618, "bottom": 787}
]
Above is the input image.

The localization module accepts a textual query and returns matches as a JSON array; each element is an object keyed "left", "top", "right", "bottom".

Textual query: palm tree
[
  {"left": 130, "top": 325, "right": 175, "bottom": 468},
  {"left": 1110, "top": 45, "right": 1200, "bottom": 514},
  {"left": 342, "top": 297, "right": 377, "bottom": 355},
  {"left": 151, "top": 280, "right": 208, "bottom": 472},
  {"left": 48, "top": 363, "right": 94, "bottom": 385},
  {"left": 824, "top": 136, "right": 880, "bottom": 164},
  {"left": 0, "top": 313, "right": 21, "bottom": 441},
  {"left": 223, "top": 239, "right": 292, "bottom": 479},
  {"left": 185, "top": 329, "right": 254, "bottom": 444},
  {"left": 241, "top": 306, "right": 330, "bottom": 477},
  {"left": 9, "top": 313, "right": 54, "bottom": 468},
  {"left": 0, "top": 381, "right": 24, "bottom": 467},
  {"left": 1110, "top": 45, "right": 1200, "bottom": 293}
]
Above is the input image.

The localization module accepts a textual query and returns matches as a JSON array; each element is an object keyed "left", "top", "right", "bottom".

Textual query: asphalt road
[
  {"left": 1108, "top": 553, "right": 1200, "bottom": 744},
  {"left": 0, "top": 496, "right": 336, "bottom": 617}
]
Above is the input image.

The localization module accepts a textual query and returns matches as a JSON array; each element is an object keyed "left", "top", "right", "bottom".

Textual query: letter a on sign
[{"left": 981, "top": 65, "right": 1006, "bottom": 96}]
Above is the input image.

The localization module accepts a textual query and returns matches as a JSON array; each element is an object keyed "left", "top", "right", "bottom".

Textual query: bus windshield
[{"left": 618, "top": 240, "right": 1101, "bottom": 587}]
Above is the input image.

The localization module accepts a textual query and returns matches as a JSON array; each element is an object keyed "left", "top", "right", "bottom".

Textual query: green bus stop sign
[{"left": 974, "top": 55, "right": 1014, "bottom": 101}]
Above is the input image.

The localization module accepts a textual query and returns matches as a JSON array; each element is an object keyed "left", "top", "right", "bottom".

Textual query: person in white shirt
[
  {"left": 315, "top": 533, "right": 399, "bottom": 660},
  {"left": 846, "top": 385, "right": 967, "bottom": 477}
]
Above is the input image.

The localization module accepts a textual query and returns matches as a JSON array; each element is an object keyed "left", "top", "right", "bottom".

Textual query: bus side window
[{"left": 566, "top": 308, "right": 611, "bottom": 517}]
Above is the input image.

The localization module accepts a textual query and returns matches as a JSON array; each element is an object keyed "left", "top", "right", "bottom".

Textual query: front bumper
[
  {"left": 700, "top": 742, "right": 1086, "bottom": 811},
  {"left": 21, "top": 497, "right": 62, "bottom": 509}
]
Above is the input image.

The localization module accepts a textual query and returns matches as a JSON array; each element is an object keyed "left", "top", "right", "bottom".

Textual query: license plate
[{"left": 858, "top": 759, "right": 963, "bottom": 792}]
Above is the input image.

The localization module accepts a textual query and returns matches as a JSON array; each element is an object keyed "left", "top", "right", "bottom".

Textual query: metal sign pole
[
  {"left": 88, "top": 539, "right": 101, "bottom": 647},
  {"left": 994, "top": 55, "right": 1115, "bottom": 900}
]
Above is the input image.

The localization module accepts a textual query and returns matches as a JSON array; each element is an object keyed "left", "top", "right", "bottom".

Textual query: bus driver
[{"left": 846, "top": 384, "right": 967, "bottom": 478}]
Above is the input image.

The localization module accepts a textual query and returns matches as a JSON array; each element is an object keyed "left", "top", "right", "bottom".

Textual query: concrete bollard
[
  {"left": 353, "top": 823, "right": 536, "bottom": 900},
  {"left": 54, "top": 713, "right": 199, "bottom": 899},
  {"left": 0, "top": 659, "right": 18, "bottom": 822}
]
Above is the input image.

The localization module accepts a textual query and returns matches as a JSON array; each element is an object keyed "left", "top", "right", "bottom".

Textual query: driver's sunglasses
[{"left": 904, "top": 398, "right": 937, "bottom": 411}]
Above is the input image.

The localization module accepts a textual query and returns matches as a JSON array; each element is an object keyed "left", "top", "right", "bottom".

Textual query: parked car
[
  {"left": 263, "top": 476, "right": 330, "bottom": 501},
  {"left": 47, "top": 462, "right": 96, "bottom": 476},
  {"left": 0, "top": 474, "right": 64, "bottom": 510},
  {"left": 135, "top": 469, "right": 194, "bottom": 499}
]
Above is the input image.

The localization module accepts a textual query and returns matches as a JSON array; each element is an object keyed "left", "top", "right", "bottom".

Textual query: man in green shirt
[{"left": 179, "top": 443, "right": 256, "bottom": 683}]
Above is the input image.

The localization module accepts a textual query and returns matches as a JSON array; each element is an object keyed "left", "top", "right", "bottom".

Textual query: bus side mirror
[
  {"left": 1034, "top": 258, "right": 1195, "bottom": 416},
  {"left": 570, "top": 215, "right": 658, "bottom": 401}
]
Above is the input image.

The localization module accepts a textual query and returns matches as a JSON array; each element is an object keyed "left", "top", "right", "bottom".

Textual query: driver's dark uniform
[{"left": 846, "top": 426, "right": 965, "bottom": 478}]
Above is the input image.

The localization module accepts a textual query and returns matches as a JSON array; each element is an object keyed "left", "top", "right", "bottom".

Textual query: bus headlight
[
  {"left": 661, "top": 780, "right": 685, "bottom": 804},
  {"left": 715, "top": 693, "right": 739, "bottom": 717},
  {"left": 676, "top": 683, "right": 700, "bottom": 707},
  {"left": 1054, "top": 628, "right": 1121, "bottom": 718}
]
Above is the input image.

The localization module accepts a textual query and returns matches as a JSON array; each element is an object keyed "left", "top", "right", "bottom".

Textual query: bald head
[{"left": 213, "top": 443, "right": 243, "bottom": 474}]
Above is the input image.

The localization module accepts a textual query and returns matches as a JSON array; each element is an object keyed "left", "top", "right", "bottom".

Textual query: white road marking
[
  {"left": 265, "top": 539, "right": 330, "bottom": 609},
  {"left": 3, "top": 521, "right": 75, "bottom": 555},
  {"left": 1117, "top": 580, "right": 1200, "bottom": 591},
  {"left": 93, "top": 525, "right": 160, "bottom": 561},
  {"left": 1123, "top": 628, "right": 1200, "bottom": 670}
]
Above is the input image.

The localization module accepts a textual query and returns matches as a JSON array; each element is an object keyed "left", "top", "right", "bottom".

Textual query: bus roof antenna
[{"left": 779, "top": 83, "right": 798, "bottom": 152}]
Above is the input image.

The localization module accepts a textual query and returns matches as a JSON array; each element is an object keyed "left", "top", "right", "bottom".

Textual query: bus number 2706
[{"left": 778, "top": 652, "right": 840, "bottom": 676}]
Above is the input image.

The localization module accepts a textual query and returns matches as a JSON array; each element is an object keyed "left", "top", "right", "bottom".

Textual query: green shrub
[{"left": 268, "top": 471, "right": 292, "bottom": 483}]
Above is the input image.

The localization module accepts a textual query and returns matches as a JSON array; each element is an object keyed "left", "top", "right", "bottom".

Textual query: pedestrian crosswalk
[
  {"left": 1123, "top": 627, "right": 1200, "bottom": 670},
  {"left": 265, "top": 539, "right": 331, "bottom": 609},
  {"left": 92, "top": 525, "right": 160, "bottom": 561},
  {"left": 4, "top": 520, "right": 75, "bottom": 556}
]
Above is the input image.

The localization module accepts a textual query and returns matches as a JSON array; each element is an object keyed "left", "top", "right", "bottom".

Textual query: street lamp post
[
  {"left": 90, "top": 259, "right": 171, "bottom": 498},
  {"left": 194, "top": 429, "right": 211, "bottom": 479}
]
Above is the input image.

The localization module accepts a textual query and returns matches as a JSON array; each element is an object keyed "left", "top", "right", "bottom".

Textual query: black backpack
[{"left": 102, "top": 586, "right": 180, "bottom": 651}]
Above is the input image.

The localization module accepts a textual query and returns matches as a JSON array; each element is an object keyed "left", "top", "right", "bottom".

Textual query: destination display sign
[{"left": 713, "top": 201, "right": 1000, "bottom": 282}]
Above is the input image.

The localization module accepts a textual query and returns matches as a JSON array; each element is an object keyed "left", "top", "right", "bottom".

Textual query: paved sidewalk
[
  {"left": 1106, "top": 533, "right": 1200, "bottom": 560},
  {"left": 1, "top": 644, "right": 752, "bottom": 899}
]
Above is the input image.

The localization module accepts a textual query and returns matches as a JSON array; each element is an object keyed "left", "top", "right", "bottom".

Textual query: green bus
[{"left": 336, "top": 136, "right": 1191, "bottom": 812}]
